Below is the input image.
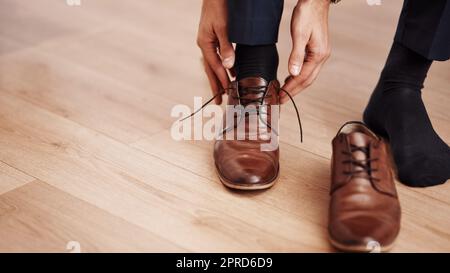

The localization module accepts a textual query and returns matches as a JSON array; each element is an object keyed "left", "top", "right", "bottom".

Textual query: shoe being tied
[{"left": 214, "top": 77, "right": 280, "bottom": 190}]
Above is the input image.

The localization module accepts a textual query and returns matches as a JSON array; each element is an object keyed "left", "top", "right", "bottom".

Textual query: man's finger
[
  {"left": 216, "top": 26, "right": 235, "bottom": 69},
  {"left": 200, "top": 42, "right": 230, "bottom": 89},
  {"left": 280, "top": 76, "right": 300, "bottom": 104},
  {"left": 302, "top": 61, "right": 324, "bottom": 89},
  {"left": 281, "top": 43, "right": 330, "bottom": 101},
  {"left": 289, "top": 4, "right": 310, "bottom": 77},
  {"left": 280, "top": 57, "right": 316, "bottom": 102},
  {"left": 203, "top": 59, "right": 223, "bottom": 105},
  {"left": 279, "top": 62, "right": 323, "bottom": 104},
  {"left": 288, "top": 34, "right": 308, "bottom": 76}
]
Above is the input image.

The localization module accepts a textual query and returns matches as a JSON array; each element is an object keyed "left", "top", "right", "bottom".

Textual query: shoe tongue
[
  {"left": 347, "top": 132, "right": 371, "bottom": 147},
  {"left": 346, "top": 132, "right": 372, "bottom": 163}
]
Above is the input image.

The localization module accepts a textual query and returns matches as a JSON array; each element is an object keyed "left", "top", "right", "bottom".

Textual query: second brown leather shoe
[
  {"left": 214, "top": 77, "right": 280, "bottom": 190},
  {"left": 329, "top": 121, "right": 401, "bottom": 252}
]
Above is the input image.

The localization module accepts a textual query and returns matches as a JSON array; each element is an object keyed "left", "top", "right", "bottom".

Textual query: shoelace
[
  {"left": 341, "top": 144, "right": 379, "bottom": 181},
  {"left": 180, "top": 85, "right": 303, "bottom": 142},
  {"left": 233, "top": 85, "right": 267, "bottom": 106}
]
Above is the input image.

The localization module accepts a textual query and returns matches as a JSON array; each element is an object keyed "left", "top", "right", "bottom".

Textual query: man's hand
[
  {"left": 280, "top": 0, "right": 331, "bottom": 104},
  {"left": 197, "top": 0, "right": 235, "bottom": 104}
]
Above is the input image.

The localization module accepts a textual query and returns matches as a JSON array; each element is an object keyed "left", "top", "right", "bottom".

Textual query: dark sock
[
  {"left": 235, "top": 44, "right": 278, "bottom": 82},
  {"left": 363, "top": 42, "right": 450, "bottom": 187}
]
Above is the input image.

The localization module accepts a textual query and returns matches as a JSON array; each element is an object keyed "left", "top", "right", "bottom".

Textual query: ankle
[
  {"left": 380, "top": 42, "right": 432, "bottom": 89},
  {"left": 235, "top": 44, "right": 278, "bottom": 82}
]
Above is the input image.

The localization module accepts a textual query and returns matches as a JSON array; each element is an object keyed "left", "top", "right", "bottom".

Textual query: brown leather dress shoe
[
  {"left": 329, "top": 121, "right": 401, "bottom": 252},
  {"left": 214, "top": 77, "right": 280, "bottom": 190}
]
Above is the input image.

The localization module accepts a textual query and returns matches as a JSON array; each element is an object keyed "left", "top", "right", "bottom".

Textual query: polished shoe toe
[
  {"left": 216, "top": 153, "right": 279, "bottom": 190},
  {"left": 330, "top": 214, "right": 399, "bottom": 252}
]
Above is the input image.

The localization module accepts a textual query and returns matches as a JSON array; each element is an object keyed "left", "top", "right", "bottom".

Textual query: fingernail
[
  {"left": 290, "top": 65, "right": 300, "bottom": 76},
  {"left": 222, "top": 57, "right": 234, "bottom": 68}
]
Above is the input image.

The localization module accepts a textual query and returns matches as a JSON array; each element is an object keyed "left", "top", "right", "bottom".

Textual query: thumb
[
  {"left": 217, "top": 28, "right": 235, "bottom": 69},
  {"left": 288, "top": 37, "right": 307, "bottom": 76}
]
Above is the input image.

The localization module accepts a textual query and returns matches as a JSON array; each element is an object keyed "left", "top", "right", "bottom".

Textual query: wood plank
[
  {"left": 0, "top": 50, "right": 170, "bottom": 144},
  {"left": 0, "top": 180, "right": 182, "bottom": 252},
  {"left": 0, "top": 161, "right": 35, "bottom": 195},
  {"left": 0, "top": 0, "right": 448, "bottom": 252},
  {"left": 0, "top": 0, "right": 107, "bottom": 49},
  {"left": 131, "top": 130, "right": 450, "bottom": 252},
  {"left": 0, "top": 93, "right": 330, "bottom": 252}
]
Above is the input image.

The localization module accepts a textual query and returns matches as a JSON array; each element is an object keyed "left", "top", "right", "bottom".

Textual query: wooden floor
[{"left": 0, "top": 0, "right": 449, "bottom": 253}]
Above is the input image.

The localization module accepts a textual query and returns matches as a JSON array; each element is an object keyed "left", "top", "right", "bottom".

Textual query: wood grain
[{"left": 0, "top": 0, "right": 448, "bottom": 252}]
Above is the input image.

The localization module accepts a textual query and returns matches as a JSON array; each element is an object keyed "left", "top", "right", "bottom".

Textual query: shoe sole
[
  {"left": 329, "top": 237, "right": 395, "bottom": 253},
  {"left": 215, "top": 164, "right": 279, "bottom": 191}
]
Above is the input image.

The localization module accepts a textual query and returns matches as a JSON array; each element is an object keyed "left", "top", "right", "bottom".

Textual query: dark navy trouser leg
[
  {"left": 395, "top": 0, "right": 450, "bottom": 61},
  {"left": 228, "top": 0, "right": 450, "bottom": 60},
  {"left": 227, "top": 0, "right": 284, "bottom": 45}
]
